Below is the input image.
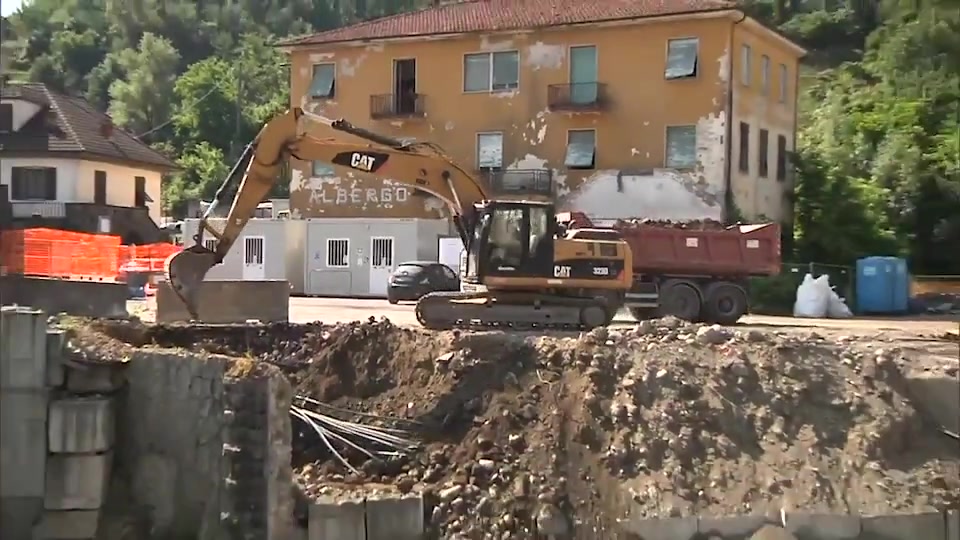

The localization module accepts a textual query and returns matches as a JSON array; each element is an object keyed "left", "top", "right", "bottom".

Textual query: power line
[{"left": 134, "top": 82, "right": 222, "bottom": 140}]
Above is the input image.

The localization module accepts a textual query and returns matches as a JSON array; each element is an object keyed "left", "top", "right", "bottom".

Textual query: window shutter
[
  {"left": 45, "top": 168, "right": 57, "bottom": 199},
  {"left": 11, "top": 168, "right": 23, "bottom": 199}
]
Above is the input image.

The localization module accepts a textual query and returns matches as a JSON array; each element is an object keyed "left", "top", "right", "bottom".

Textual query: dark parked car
[{"left": 387, "top": 261, "right": 460, "bottom": 304}]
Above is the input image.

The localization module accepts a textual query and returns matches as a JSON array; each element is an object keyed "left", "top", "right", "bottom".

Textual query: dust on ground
[{"left": 77, "top": 317, "right": 959, "bottom": 539}]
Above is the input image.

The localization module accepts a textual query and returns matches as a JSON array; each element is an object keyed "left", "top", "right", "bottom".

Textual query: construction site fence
[{"left": 0, "top": 228, "right": 182, "bottom": 280}]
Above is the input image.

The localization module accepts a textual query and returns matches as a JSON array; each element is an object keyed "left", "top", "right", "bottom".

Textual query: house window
[
  {"left": 761, "top": 55, "right": 770, "bottom": 95},
  {"left": 565, "top": 130, "right": 596, "bottom": 170},
  {"left": 477, "top": 132, "right": 503, "bottom": 169},
  {"left": 779, "top": 63, "right": 788, "bottom": 103},
  {"left": 135, "top": 176, "right": 148, "bottom": 207},
  {"left": 741, "top": 45, "right": 751, "bottom": 86},
  {"left": 0, "top": 103, "right": 12, "bottom": 132},
  {"left": 310, "top": 63, "right": 336, "bottom": 99},
  {"left": 738, "top": 122, "right": 750, "bottom": 173},
  {"left": 665, "top": 125, "right": 697, "bottom": 169},
  {"left": 203, "top": 239, "right": 217, "bottom": 251},
  {"left": 758, "top": 129, "right": 769, "bottom": 178},
  {"left": 326, "top": 238, "right": 349, "bottom": 268},
  {"left": 312, "top": 161, "right": 335, "bottom": 177},
  {"left": 464, "top": 51, "right": 519, "bottom": 92},
  {"left": 776, "top": 134, "right": 788, "bottom": 181},
  {"left": 11, "top": 167, "right": 56, "bottom": 200},
  {"left": 665, "top": 38, "right": 698, "bottom": 79},
  {"left": 94, "top": 170, "right": 107, "bottom": 204}
]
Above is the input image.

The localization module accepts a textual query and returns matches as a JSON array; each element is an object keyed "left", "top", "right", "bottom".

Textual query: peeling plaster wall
[
  {"left": 729, "top": 24, "right": 801, "bottom": 222},
  {"left": 287, "top": 16, "right": 763, "bottom": 221}
]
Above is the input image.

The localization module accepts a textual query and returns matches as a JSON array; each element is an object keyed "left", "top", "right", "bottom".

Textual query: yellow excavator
[{"left": 165, "top": 107, "right": 634, "bottom": 330}]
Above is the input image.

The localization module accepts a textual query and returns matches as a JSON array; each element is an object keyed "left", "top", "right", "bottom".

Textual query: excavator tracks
[{"left": 414, "top": 290, "right": 614, "bottom": 331}]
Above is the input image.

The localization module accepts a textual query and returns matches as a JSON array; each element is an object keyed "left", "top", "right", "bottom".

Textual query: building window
[
  {"left": 0, "top": 103, "right": 12, "bottom": 132},
  {"left": 135, "top": 176, "right": 149, "bottom": 207},
  {"left": 776, "top": 134, "right": 788, "bottom": 181},
  {"left": 464, "top": 51, "right": 519, "bottom": 92},
  {"left": 477, "top": 132, "right": 503, "bottom": 169},
  {"left": 741, "top": 45, "right": 751, "bottom": 86},
  {"left": 665, "top": 125, "right": 697, "bottom": 169},
  {"left": 310, "top": 63, "right": 336, "bottom": 99},
  {"left": 312, "top": 161, "right": 335, "bottom": 177},
  {"left": 326, "top": 238, "right": 350, "bottom": 268},
  {"left": 11, "top": 167, "right": 56, "bottom": 200},
  {"left": 761, "top": 55, "right": 770, "bottom": 95},
  {"left": 565, "top": 129, "right": 596, "bottom": 170},
  {"left": 94, "top": 170, "right": 107, "bottom": 204},
  {"left": 758, "top": 129, "right": 769, "bottom": 178},
  {"left": 779, "top": 63, "right": 788, "bottom": 103},
  {"left": 738, "top": 122, "right": 750, "bottom": 173},
  {"left": 665, "top": 38, "right": 698, "bottom": 79},
  {"left": 203, "top": 238, "right": 217, "bottom": 251}
]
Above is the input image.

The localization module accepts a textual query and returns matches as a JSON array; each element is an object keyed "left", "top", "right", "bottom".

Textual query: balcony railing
[
  {"left": 547, "top": 83, "right": 609, "bottom": 111},
  {"left": 481, "top": 169, "right": 554, "bottom": 198},
  {"left": 11, "top": 201, "right": 66, "bottom": 218},
  {"left": 370, "top": 93, "right": 426, "bottom": 119}
]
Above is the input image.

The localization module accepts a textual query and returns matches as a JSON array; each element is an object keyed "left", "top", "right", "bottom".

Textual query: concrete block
[
  {"left": 749, "top": 525, "right": 798, "bottom": 540},
  {"left": 620, "top": 516, "right": 699, "bottom": 540},
  {"left": 1, "top": 496, "right": 44, "bottom": 539},
  {"left": 0, "top": 391, "right": 49, "bottom": 497},
  {"left": 44, "top": 453, "right": 112, "bottom": 510},
  {"left": 782, "top": 513, "right": 861, "bottom": 540},
  {"left": 46, "top": 330, "right": 66, "bottom": 388},
  {"left": 48, "top": 397, "right": 115, "bottom": 453},
  {"left": 904, "top": 372, "right": 960, "bottom": 435},
  {"left": 365, "top": 494, "right": 424, "bottom": 540},
  {"left": 32, "top": 510, "right": 100, "bottom": 539},
  {"left": 860, "top": 512, "right": 945, "bottom": 540},
  {"left": 0, "top": 276, "right": 127, "bottom": 318},
  {"left": 308, "top": 497, "right": 365, "bottom": 540},
  {"left": 947, "top": 510, "right": 959, "bottom": 540},
  {"left": 1, "top": 306, "right": 47, "bottom": 390},
  {"left": 64, "top": 364, "right": 125, "bottom": 394},
  {"left": 156, "top": 279, "right": 289, "bottom": 323},
  {"left": 699, "top": 515, "right": 775, "bottom": 538}
]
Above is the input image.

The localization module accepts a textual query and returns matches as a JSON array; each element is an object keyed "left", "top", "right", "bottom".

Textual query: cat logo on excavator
[{"left": 332, "top": 151, "right": 388, "bottom": 173}]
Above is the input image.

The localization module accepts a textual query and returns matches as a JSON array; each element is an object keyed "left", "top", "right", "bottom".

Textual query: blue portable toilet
[
  {"left": 890, "top": 257, "right": 909, "bottom": 313},
  {"left": 857, "top": 257, "right": 896, "bottom": 314}
]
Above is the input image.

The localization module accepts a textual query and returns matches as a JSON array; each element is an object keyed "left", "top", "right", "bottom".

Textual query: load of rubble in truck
[
  {"left": 165, "top": 108, "right": 634, "bottom": 330},
  {"left": 556, "top": 212, "right": 782, "bottom": 325}
]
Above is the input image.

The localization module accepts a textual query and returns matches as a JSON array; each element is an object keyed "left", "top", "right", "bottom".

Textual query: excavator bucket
[{"left": 164, "top": 244, "right": 219, "bottom": 320}]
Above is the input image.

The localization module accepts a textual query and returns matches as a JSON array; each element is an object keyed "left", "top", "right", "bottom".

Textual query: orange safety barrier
[
  {"left": 0, "top": 228, "right": 122, "bottom": 280},
  {"left": 119, "top": 242, "right": 182, "bottom": 273}
]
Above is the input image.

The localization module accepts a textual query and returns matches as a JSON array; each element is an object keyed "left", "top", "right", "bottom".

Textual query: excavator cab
[{"left": 462, "top": 200, "right": 556, "bottom": 285}]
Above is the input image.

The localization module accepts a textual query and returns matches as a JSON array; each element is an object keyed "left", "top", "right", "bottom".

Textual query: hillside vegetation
[{"left": 2, "top": 0, "right": 957, "bottom": 273}]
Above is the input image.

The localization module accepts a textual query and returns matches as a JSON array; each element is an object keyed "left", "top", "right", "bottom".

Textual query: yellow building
[{"left": 279, "top": 0, "right": 806, "bottom": 223}]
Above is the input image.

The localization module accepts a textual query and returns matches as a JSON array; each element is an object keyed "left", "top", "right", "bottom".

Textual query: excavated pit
[{"left": 76, "top": 317, "right": 959, "bottom": 539}]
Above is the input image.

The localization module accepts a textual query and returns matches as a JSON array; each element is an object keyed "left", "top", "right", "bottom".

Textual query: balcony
[
  {"left": 9, "top": 202, "right": 167, "bottom": 244},
  {"left": 370, "top": 93, "right": 426, "bottom": 119},
  {"left": 481, "top": 169, "right": 554, "bottom": 198},
  {"left": 11, "top": 201, "right": 66, "bottom": 218},
  {"left": 547, "top": 83, "right": 609, "bottom": 112}
]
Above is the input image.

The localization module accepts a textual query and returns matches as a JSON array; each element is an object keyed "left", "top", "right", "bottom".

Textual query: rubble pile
[{"left": 82, "top": 317, "right": 959, "bottom": 538}]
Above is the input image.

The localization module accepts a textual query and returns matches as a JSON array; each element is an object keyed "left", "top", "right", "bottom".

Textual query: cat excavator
[{"left": 164, "top": 107, "right": 634, "bottom": 330}]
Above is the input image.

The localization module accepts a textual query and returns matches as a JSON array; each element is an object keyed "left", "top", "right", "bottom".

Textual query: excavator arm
[{"left": 165, "top": 107, "right": 491, "bottom": 319}]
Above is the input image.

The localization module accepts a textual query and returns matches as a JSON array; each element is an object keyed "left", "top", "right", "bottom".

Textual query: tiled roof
[
  {"left": 0, "top": 83, "right": 176, "bottom": 170},
  {"left": 280, "top": 0, "right": 736, "bottom": 46}
]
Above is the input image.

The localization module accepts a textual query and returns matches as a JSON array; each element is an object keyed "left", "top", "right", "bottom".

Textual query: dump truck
[{"left": 556, "top": 212, "right": 782, "bottom": 324}]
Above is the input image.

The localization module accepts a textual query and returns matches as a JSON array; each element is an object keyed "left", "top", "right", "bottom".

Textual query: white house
[{"left": 0, "top": 83, "right": 176, "bottom": 241}]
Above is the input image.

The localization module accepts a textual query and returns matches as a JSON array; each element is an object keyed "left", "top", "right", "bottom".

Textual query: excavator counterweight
[{"left": 165, "top": 107, "right": 634, "bottom": 329}]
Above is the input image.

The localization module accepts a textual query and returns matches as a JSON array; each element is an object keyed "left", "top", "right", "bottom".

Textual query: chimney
[{"left": 100, "top": 121, "right": 113, "bottom": 138}]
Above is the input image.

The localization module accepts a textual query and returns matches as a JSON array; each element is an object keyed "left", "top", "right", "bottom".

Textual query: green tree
[{"left": 107, "top": 32, "right": 180, "bottom": 135}]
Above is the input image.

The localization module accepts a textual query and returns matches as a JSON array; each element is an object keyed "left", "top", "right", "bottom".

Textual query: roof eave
[{"left": 283, "top": 7, "right": 740, "bottom": 49}]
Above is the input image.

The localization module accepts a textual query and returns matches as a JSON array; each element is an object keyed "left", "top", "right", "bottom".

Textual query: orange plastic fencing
[
  {"left": 119, "top": 242, "right": 182, "bottom": 273},
  {"left": 0, "top": 228, "right": 122, "bottom": 280}
]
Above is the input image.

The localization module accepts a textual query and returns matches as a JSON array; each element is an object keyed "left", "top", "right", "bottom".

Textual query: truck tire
[
  {"left": 703, "top": 282, "right": 748, "bottom": 325},
  {"left": 658, "top": 280, "right": 702, "bottom": 321}
]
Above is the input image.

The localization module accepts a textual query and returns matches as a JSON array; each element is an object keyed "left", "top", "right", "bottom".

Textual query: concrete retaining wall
[
  {"left": 155, "top": 279, "right": 290, "bottom": 323},
  {"left": 0, "top": 276, "right": 128, "bottom": 318},
  {"left": 309, "top": 494, "right": 425, "bottom": 540}
]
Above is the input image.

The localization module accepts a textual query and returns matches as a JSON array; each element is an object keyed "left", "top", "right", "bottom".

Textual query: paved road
[{"left": 288, "top": 296, "right": 959, "bottom": 334}]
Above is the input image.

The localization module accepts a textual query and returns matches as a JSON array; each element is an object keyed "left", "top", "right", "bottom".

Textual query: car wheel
[{"left": 388, "top": 295, "right": 399, "bottom": 305}]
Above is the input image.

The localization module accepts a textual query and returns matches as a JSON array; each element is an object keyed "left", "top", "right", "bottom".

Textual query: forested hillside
[{"left": 1, "top": 0, "right": 957, "bottom": 273}]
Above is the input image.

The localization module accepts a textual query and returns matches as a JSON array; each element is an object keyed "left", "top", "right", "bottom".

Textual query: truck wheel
[
  {"left": 703, "top": 282, "right": 748, "bottom": 325},
  {"left": 659, "top": 281, "right": 702, "bottom": 321},
  {"left": 629, "top": 307, "right": 657, "bottom": 321}
]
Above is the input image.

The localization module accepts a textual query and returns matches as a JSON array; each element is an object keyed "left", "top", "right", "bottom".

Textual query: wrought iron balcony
[
  {"left": 547, "top": 82, "right": 609, "bottom": 112},
  {"left": 370, "top": 93, "right": 426, "bottom": 119},
  {"left": 481, "top": 169, "right": 554, "bottom": 198}
]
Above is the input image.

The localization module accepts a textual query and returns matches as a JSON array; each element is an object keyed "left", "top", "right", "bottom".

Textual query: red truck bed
[{"left": 558, "top": 212, "right": 782, "bottom": 277}]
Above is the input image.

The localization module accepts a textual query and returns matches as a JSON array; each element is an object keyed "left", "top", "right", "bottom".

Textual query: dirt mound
[{"left": 78, "top": 317, "right": 959, "bottom": 539}]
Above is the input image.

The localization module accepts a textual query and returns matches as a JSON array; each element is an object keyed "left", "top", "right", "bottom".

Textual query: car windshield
[{"left": 393, "top": 264, "right": 426, "bottom": 276}]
